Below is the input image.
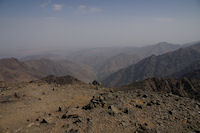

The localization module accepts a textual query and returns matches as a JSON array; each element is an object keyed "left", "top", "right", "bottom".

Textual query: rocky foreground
[{"left": 0, "top": 77, "right": 200, "bottom": 133}]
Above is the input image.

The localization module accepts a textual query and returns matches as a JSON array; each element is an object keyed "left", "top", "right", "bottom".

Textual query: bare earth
[{"left": 0, "top": 81, "right": 200, "bottom": 133}]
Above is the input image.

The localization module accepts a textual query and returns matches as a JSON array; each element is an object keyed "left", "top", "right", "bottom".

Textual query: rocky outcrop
[
  {"left": 121, "top": 77, "right": 200, "bottom": 101},
  {"left": 91, "top": 80, "right": 101, "bottom": 86},
  {"left": 41, "top": 75, "right": 84, "bottom": 85}
]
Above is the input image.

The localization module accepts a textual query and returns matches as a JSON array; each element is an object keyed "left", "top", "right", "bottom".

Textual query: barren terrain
[{"left": 0, "top": 77, "right": 199, "bottom": 133}]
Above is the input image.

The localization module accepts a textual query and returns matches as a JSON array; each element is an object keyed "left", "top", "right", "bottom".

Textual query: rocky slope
[
  {"left": 0, "top": 76, "right": 199, "bottom": 133},
  {"left": 102, "top": 42, "right": 200, "bottom": 87},
  {"left": 120, "top": 77, "right": 200, "bottom": 101}
]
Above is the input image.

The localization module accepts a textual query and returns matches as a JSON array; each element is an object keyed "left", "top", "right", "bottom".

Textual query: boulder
[{"left": 92, "top": 80, "right": 101, "bottom": 86}]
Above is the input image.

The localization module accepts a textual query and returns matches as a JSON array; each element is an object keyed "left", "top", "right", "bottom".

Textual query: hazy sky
[{"left": 0, "top": 0, "right": 200, "bottom": 53}]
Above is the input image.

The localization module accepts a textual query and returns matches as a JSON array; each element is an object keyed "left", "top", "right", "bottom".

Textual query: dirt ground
[{"left": 0, "top": 81, "right": 200, "bottom": 133}]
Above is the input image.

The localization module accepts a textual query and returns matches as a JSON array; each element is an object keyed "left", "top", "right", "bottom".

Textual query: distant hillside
[
  {"left": 20, "top": 53, "right": 64, "bottom": 61},
  {"left": 102, "top": 42, "right": 200, "bottom": 87},
  {"left": 96, "top": 53, "right": 141, "bottom": 80},
  {"left": 0, "top": 58, "right": 39, "bottom": 82},
  {"left": 24, "top": 58, "right": 96, "bottom": 83},
  {"left": 70, "top": 42, "right": 181, "bottom": 80},
  {"left": 0, "top": 58, "right": 96, "bottom": 83}
]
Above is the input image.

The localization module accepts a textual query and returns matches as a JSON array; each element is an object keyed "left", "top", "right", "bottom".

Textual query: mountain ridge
[{"left": 102, "top": 42, "right": 200, "bottom": 87}]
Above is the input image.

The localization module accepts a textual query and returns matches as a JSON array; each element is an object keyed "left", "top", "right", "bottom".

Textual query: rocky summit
[
  {"left": 41, "top": 75, "right": 85, "bottom": 85},
  {"left": 0, "top": 76, "right": 200, "bottom": 133},
  {"left": 121, "top": 77, "right": 200, "bottom": 101}
]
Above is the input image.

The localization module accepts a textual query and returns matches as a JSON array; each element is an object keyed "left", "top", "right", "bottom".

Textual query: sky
[{"left": 0, "top": 0, "right": 200, "bottom": 56}]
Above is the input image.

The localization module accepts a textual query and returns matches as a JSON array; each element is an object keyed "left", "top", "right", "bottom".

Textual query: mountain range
[
  {"left": 69, "top": 42, "right": 182, "bottom": 80},
  {"left": 102, "top": 42, "right": 200, "bottom": 87},
  {"left": 0, "top": 41, "right": 199, "bottom": 84}
]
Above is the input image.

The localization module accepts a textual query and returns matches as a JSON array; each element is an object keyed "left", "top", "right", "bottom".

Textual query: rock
[
  {"left": 147, "top": 102, "right": 152, "bottom": 106},
  {"left": 40, "top": 119, "right": 48, "bottom": 124},
  {"left": 14, "top": 92, "right": 20, "bottom": 98},
  {"left": 73, "top": 119, "right": 81, "bottom": 124},
  {"left": 136, "top": 105, "right": 143, "bottom": 109},
  {"left": 121, "top": 121, "right": 126, "bottom": 126},
  {"left": 123, "top": 108, "right": 129, "bottom": 114},
  {"left": 66, "top": 114, "right": 79, "bottom": 119},
  {"left": 15, "top": 128, "right": 22, "bottom": 132},
  {"left": 110, "top": 90, "right": 114, "bottom": 93},
  {"left": 168, "top": 111, "right": 173, "bottom": 115},
  {"left": 87, "top": 118, "right": 91, "bottom": 123},
  {"left": 135, "top": 124, "right": 146, "bottom": 132},
  {"left": 27, "top": 122, "right": 34, "bottom": 128},
  {"left": 82, "top": 103, "right": 94, "bottom": 110},
  {"left": 82, "top": 96, "right": 105, "bottom": 110},
  {"left": 108, "top": 111, "right": 115, "bottom": 116},
  {"left": 62, "top": 114, "right": 79, "bottom": 119},
  {"left": 58, "top": 107, "right": 62, "bottom": 112},
  {"left": 151, "top": 100, "right": 160, "bottom": 105},
  {"left": 68, "top": 129, "right": 78, "bottom": 133},
  {"left": 66, "top": 124, "right": 70, "bottom": 128},
  {"left": 61, "top": 114, "right": 67, "bottom": 119},
  {"left": 92, "top": 80, "right": 101, "bottom": 86},
  {"left": 142, "top": 94, "right": 148, "bottom": 98},
  {"left": 194, "top": 130, "right": 200, "bottom": 133},
  {"left": 108, "top": 105, "right": 120, "bottom": 114}
]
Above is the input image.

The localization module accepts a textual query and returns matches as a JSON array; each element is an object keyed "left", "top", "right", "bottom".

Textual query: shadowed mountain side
[
  {"left": 180, "top": 69, "right": 200, "bottom": 79},
  {"left": 170, "top": 60, "right": 200, "bottom": 79},
  {"left": 102, "top": 42, "right": 200, "bottom": 87},
  {"left": 120, "top": 77, "right": 200, "bottom": 101}
]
